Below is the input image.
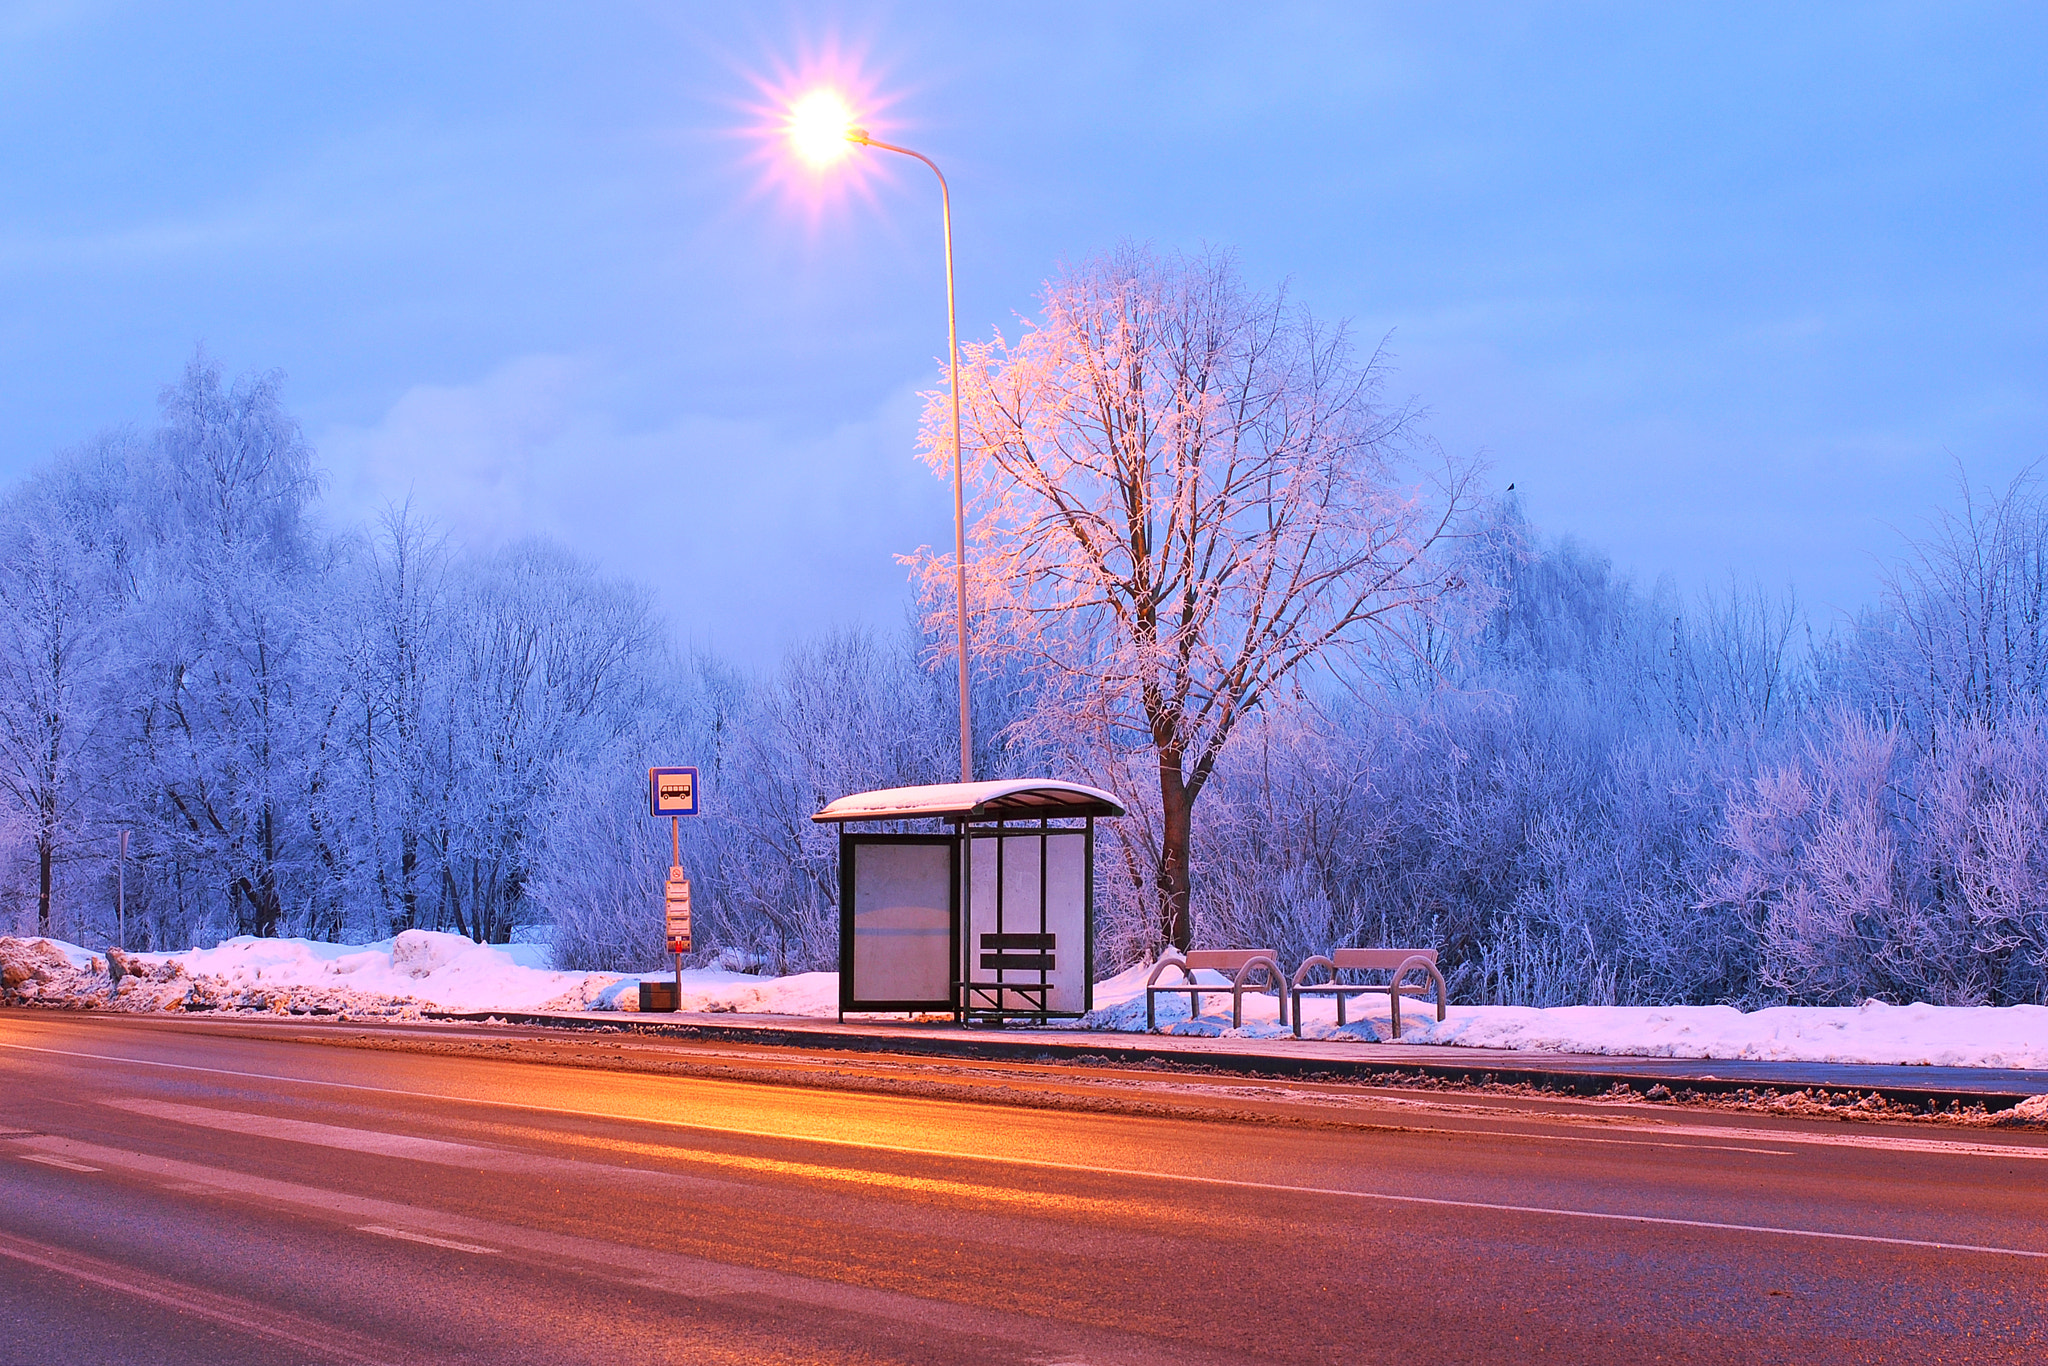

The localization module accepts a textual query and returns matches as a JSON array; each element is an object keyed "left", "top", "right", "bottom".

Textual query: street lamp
[{"left": 790, "top": 91, "right": 974, "bottom": 785}]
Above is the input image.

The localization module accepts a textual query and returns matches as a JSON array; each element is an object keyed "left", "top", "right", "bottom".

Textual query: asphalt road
[{"left": 2, "top": 1011, "right": 2044, "bottom": 1364}]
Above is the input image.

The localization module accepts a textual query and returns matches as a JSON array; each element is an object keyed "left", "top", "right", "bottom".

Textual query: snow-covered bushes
[{"left": 1705, "top": 710, "right": 2048, "bottom": 1006}]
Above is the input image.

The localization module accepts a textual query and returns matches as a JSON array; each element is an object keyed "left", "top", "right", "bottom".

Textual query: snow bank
[
  {"left": 6, "top": 933, "right": 2046, "bottom": 1073},
  {"left": 1399, "top": 999, "right": 2048, "bottom": 1070},
  {"left": 0, "top": 931, "right": 613, "bottom": 1018},
  {"left": 0, "top": 931, "right": 841, "bottom": 1021},
  {"left": 160, "top": 931, "right": 617, "bottom": 1014},
  {"left": 1081, "top": 959, "right": 2048, "bottom": 1069},
  {"left": 589, "top": 969, "right": 841, "bottom": 1017}
]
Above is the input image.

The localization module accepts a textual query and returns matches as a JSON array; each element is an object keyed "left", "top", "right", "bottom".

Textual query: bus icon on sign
[{"left": 649, "top": 767, "right": 699, "bottom": 817}]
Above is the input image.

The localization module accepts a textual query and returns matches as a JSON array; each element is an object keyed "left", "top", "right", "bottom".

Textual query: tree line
[{"left": 4, "top": 266, "right": 2045, "bottom": 1007}]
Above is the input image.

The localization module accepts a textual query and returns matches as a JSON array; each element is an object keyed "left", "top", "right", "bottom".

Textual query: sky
[{"left": 1, "top": 2, "right": 2042, "bottom": 662}]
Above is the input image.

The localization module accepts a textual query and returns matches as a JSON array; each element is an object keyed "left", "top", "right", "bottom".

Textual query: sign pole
[
  {"left": 650, "top": 767, "right": 699, "bottom": 1014},
  {"left": 672, "top": 812, "right": 682, "bottom": 1010}
]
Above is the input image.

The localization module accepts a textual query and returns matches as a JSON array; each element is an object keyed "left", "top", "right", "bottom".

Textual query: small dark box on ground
[{"left": 639, "top": 981, "right": 678, "bottom": 1012}]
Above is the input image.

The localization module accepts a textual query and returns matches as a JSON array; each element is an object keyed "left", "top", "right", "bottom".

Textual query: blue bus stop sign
[{"left": 649, "top": 767, "right": 699, "bottom": 818}]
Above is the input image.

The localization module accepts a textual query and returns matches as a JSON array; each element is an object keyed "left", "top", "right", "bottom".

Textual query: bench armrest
[
  {"left": 1145, "top": 953, "right": 1194, "bottom": 988},
  {"left": 1290, "top": 955, "right": 1337, "bottom": 988},
  {"left": 1234, "top": 954, "right": 1284, "bottom": 989},
  {"left": 1395, "top": 953, "right": 1448, "bottom": 998}
]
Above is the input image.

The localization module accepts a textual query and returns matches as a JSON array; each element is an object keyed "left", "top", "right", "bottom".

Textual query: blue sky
[{"left": 2, "top": 2, "right": 2041, "bottom": 660}]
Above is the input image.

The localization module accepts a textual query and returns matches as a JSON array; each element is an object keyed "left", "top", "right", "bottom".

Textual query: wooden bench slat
[
  {"left": 1184, "top": 949, "right": 1278, "bottom": 970},
  {"left": 1332, "top": 948, "right": 1438, "bottom": 969}
]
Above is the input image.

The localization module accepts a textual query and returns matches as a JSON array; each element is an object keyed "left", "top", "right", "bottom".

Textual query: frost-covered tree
[
  {"left": 0, "top": 443, "right": 127, "bottom": 934},
  {"left": 1865, "top": 466, "right": 2048, "bottom": 733},
  {"left": 430, "top": 541, "right": 655, "bottom": 943},
  {"left": 319, "top": 506, "right": 452, "bottom": 935},
  {"left": 915, "top": 244, "right": 1476, "bottom": 951},
  {"left": 126, "top": 356, "right": 325, "bottom": 939}
]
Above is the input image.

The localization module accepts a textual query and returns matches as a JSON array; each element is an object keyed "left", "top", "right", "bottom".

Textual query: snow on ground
[
  {"left": 0, "top": 932, "right": 839, "bottom": 1020},
  {"left": 4, "top": 935, "right": 2046, "bottom": 1071},
  {"left": 1082, "top": 962, "right": 2048, "bottom": 1068},
  {"left": 584, "top": 968, "right": 841, "bottom": 1017},
  {"left": 0, "top": 931, "right": 614, "bottom": 1018}
]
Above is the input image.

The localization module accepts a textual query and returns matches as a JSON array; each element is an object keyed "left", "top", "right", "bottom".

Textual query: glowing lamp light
[{"left": 789, "top": 89, "right": 861, "bottom": 167}]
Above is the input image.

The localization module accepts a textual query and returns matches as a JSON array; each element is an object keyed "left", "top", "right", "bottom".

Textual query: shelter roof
[{"left": 812, "top": 779, "right": 1126, "bottom": 823}]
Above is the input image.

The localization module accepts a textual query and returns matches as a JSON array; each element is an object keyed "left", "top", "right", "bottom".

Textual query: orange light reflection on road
[{"left": 509, "top": 1122, "right": 1153, "bottom": 1225}]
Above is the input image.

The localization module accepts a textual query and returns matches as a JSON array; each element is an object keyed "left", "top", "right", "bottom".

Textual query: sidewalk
[{"left": 429, "top": 1007, "right": 2048, "bottom": 1111}]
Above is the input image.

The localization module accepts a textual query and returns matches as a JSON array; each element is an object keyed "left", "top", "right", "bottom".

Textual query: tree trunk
[
  {"left": 398, "top": 831, "right": 418, "bottom": 933},
  {"left": 1156, "top": 761, "right": 1194, "bottom": 952},
  {"left": 36, "top": 836, "right": 52, "bottom": 937},
  {"left": 235, "top": 873, "right": 283, "bottom": 939}
]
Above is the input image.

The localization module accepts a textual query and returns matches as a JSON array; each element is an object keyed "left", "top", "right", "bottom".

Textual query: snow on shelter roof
[{"left": 812, "top": 779, "right": 1126, "bottom": 823}]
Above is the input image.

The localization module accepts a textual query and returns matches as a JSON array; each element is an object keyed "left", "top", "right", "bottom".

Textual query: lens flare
[{"left": 789, "top": 89, "right": 857, "bottom": 167}]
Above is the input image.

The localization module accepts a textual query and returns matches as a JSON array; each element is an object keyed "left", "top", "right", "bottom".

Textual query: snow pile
[
  {"left": 1, "top": 937, "right": 101, "bottom": 1004},
  {"left": 0, "top": 931, "right": 614, "bottom": 1018},
  {"left": 0, "top": 931, "right": 840, "bottom": 1020},
  {"left": 1400, "top": 999, "right": 2048, "bottom": 1069},
  {"left": 8, "top": 932, "right": 2046, "bottom": 1073},
  {"left": 156, "top": 931, "right": 617, "bottom": 1014},
  {"left": 587, "top": 969, "right": 840, "bottom": 1016},
  {"left": 1082, "top": 959, "right": 2048, "bottom": 1069},
  {"left": 1082, "top": 961, "right": 1367, "bottom": 1040}
]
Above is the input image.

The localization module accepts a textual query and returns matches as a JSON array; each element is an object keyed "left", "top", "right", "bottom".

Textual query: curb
[{"left": 424, "top": 1010, "right": 2047, "bottom": 1114}]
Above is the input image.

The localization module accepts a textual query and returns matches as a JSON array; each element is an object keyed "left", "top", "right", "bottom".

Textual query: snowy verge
[
  {"left": 5, "top": 935, "right": 2047, "bottom": 1073},
  {"left": 0, "top": 932, "right": 616, "bottom": 1018},
  {"left": 1080, "top": 961, "right": 2048, "bottom": 1069},
  {"left": 0, "top": 932, "right": 836, "bottom": 1020}
]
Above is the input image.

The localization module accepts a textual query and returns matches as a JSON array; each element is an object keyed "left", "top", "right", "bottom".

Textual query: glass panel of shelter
[{"left": 960, "top": 816, "right": 1092, "bottom": 1021}]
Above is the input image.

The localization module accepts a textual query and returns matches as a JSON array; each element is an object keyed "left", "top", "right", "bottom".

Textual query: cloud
[
  {"left": 320, "top": 354, "right": 586, "bottom": 545},
  {"left": 316, "top": 354, "right": 950, "bottom": 661}
]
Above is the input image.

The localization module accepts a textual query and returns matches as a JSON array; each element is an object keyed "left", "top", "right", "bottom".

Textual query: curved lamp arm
[{"left": 850, "top": 128, "right": 972, "bottom": 784}]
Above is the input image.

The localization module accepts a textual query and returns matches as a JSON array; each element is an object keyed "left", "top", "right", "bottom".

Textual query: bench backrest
[
  {"left": 983, "top": 929, "right": 1056, "bottom": 970},
  {"left": 1332, "top": 947, "right": 1437, "bottom": 971},
  {"left": 979, "top": 932, "right": 1054, "bottom": 973},
  {"left": 1185, "top": 949, "right": 1278, "bottom": 973}
]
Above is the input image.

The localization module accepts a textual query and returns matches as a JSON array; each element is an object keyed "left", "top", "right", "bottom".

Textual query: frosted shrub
[{"left": 1706, "top": 711, "right": 2048, "bottom": 1007}]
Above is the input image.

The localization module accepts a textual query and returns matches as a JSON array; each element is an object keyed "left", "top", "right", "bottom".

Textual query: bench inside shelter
[{"left": 960, "top": 931, "right": 1056, "bottom": 1016}]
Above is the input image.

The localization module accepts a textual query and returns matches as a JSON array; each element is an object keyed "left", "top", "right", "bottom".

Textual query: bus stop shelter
[{"left": 813, "top": 779, "right": 1125, "bottom": 1024}]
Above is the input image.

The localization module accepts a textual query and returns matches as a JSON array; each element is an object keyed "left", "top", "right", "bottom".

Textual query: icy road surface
[{"left": 1, "top": 1011, "right": 2045, "bottom": 1363}]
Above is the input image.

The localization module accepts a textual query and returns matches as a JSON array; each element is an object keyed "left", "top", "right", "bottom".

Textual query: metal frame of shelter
[{"left": 813, "top": 780, "right": 1125, "bottom": 1024}]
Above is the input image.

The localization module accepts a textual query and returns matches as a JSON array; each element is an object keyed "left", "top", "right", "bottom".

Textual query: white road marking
[
  {"left": 0, "top": 1228, "right": 410, "bottom": 1366},
  {"left": 105, "top": 1097, "right": 504, "bottom": 1167},
  {"left": 356, "top": 1224, "right": 497, "bottom": 1254},
  {"left": 7, "top": 1039, "right": 2048, "bottom": 1261},
  {"left": 1616, "top": 1122, "right": 2048, "bottom": 1160},
  {"left": 17, "top": 1152, "right": 100, "bottom": 1172}
]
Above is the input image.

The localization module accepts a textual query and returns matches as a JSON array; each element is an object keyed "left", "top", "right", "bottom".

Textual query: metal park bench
[
  {"left": 1145, "top": 949, "right": 1288, "bottom": 1030},
  {"left": 1289, "top": 948, "right": 1448, "bottom": 1039}
]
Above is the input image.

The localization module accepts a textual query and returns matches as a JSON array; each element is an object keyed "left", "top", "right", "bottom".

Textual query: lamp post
[{"left": 790, "top": 95, "right": 973, "bottom": 784}]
